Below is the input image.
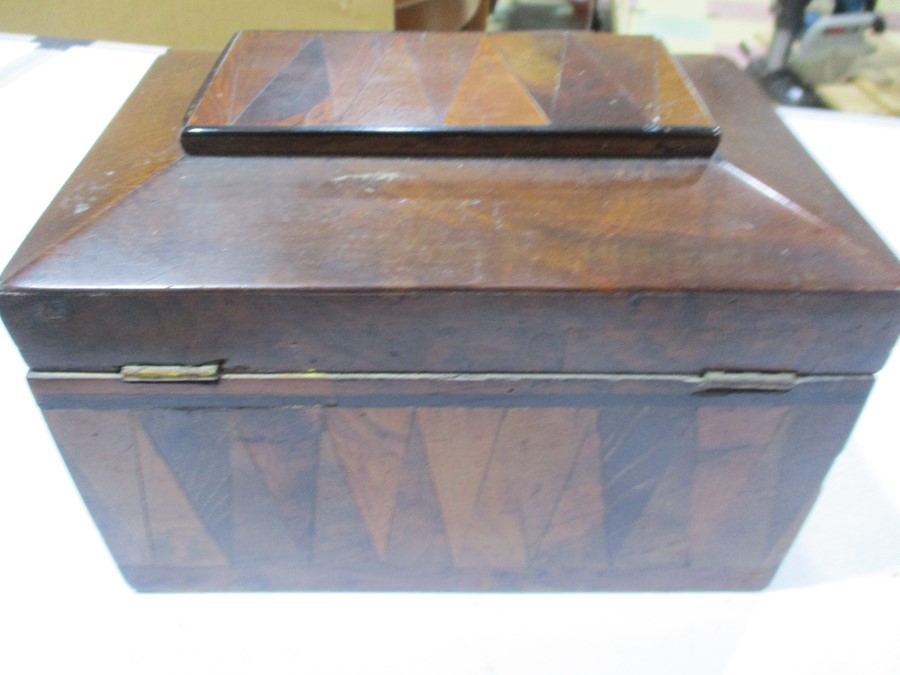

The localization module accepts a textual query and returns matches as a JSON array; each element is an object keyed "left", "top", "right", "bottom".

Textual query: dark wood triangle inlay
[
  {"left": 182, "top": 31, "right": 721, "bottom": 158},
  {"left": 571, "top": 33, "right": 657, "bottom": 121},
  {"left": 601, "top": 406, "right": 692, "bottom": 561},
  {"left": 403, "top": 32, "right": 481, "bottom": 122},
  {"left": 139, "top": 410, "right": 234, "bottom": 559},
  {"left": 553, "top": 34, "right": 649, "bottom": 127},
  {"left": 321, "top": 32, "right": 395, "bottom": 121},
  {"left": 489, "top": 32, "right": 565, "bottom": 116},
  {"left": 235, "top": 34, "right": 331, "bottom": 126},
  {"left": 228, "top": 31, "right": 316, "bottom": 122}
]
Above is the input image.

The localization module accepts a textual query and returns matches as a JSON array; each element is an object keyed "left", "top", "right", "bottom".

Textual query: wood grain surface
[
  {"left": 32, "top": 373, "right": 870, "bottom": 591},
  {"left": 1, "top": 39, "right": 898, "bottom": 592},
  {"left": 181, "top": 32, "right": 720, "bottom": 157},
  {"left": 1, "top": 47, "right": 898, "bottom": 375}
]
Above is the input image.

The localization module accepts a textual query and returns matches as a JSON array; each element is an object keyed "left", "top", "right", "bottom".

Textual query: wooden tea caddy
[{"left": 1, "top": 32, "right": 898, "bottom": 592}]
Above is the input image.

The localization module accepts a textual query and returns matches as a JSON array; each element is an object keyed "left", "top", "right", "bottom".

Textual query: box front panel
[{"left": 33, "top": 375, "right": 869, "bottom": 591}]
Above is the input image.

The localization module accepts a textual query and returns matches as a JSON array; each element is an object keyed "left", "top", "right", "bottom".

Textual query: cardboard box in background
[{"left": 0, "top": 0, "right": 393, "bottom": 50}]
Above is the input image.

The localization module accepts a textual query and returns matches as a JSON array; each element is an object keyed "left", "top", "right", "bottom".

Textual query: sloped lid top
[
  {"left": 1, "top": 37, "right": 898, "bottom": 376},
  {"left": 3, "top": 40, "right": 896, "bottom": 295}
]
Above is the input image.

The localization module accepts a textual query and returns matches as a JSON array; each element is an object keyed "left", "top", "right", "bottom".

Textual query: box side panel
[
  {"left": 31, "top": 374, "right": 871, "bottom": 591},
  {"left": 3, "top": 290, "right": 899, "bottom": 376}
]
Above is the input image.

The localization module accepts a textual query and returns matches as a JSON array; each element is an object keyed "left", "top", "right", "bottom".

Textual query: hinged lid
[
  {"left": 181, "top": 32, "right": 719, "bottom": 158},
  {"left": 1, "top": 33, "right": 899, "bottom": 376}
]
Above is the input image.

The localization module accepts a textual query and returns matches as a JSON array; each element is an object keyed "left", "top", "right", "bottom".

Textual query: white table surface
[{"left": 0, "top": 37, "right": 897, "bottom": 675}]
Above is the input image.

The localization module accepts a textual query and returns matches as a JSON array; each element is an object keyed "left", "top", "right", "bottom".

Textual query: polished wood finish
[
  {"left": 32, "top": 373, "right": 870, "bottom": 591},
  {"left": 2, "top": 291, "right": 898, "bottom": 376},
  {"left": 1, "top": 37, "right": 899, "bottom": 592},
  {"left": 1, "top": 49, "right": 898, "bottom": 375},
  {"left": 181, "top": 32, "right": 720, "bottom": 158}
]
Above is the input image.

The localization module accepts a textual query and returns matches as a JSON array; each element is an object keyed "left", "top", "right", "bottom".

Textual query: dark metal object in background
[{"left": 749, "top": 0, "right": 886, "bottom": 105}]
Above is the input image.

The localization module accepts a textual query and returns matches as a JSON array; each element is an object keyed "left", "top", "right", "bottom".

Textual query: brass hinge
[
  {"left": 120, "top": 364, "right": 221, "bottom": 383},
  {"left": 697, "top": 370, "right": 797, "bottom": 393}
]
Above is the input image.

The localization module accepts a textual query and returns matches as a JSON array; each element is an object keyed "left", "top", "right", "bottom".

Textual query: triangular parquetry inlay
[
  {"left": 457, "top": 410, "right": 529, "bottom": 569},
  {"left": 313, "top": 431, "right": 379, "bottom": 565},
  {"left": 601, "top": 406, "right": 693, "bottom": 561},
  {"left": 139, "top": 410, "right": 234, "bottom": 559},
  {"left": 321, "top": 32, "right": 395, "bottom": 121},
  {"left": 489, "top": 32, "right": 565, "bottom": 115},
  {"left": 708, "top": 420, "right": 785, "bottom": 566},
  {"left": 654, "top": 41, "right": 712, "bottom": 127},
  {"left": 693, "top": 406, "right": 791, "bottom": 558},
  {"left": 187, "top": 42, "right": 237, "bottom": 127},
  {"left": 228, "top": 31, "right": 316, "bottom": 122},
  {"left": 613, "top": 438, "right": 693, "bottom": 569},
  {"left": 230, "top": 440, "right": 304, "bottom": 563},
  {"left": 384, "top": 419, "right": 454, "bottom": 565},
  {"left": 339, "top": 37, "right": 439, "bottom": 127},
  {"left": 235, "top": 34, "right": 332, "bottom": 126},
  {"left": 553, "top": 34, "right": 648, "bottom": 127},
  {"left": 765, "top": 403, "right": 861, "bottom": 558},
  {"left": 403, "top": 32, "right": 481, "bottom": 122},
  {"left": 451, "top": 408, "right": 592, "bottom": 569},
  {"left": 326, "top": 408, "right": 413, "bottom": 560},
  {"left": 512, "top": 409, "right": 588, "bottom": 556},
  {"left": 132, "top": 419, "right": 229, "bottom": 566},
  {"left": 233, "top": 408, "right": 321, "bottom": 556},
  {"left": 418, "top": 407, "right": 503, "bottom": 565},
  {"left": 44, "top": 409, "right": 152, "bottom": 566},
  {"left": 445, "top": 36, "right": 549, "bottom": 127},
  {"left": 535, "top": 411, "right": 606, "bottom": 569},
  {"left": 571, "top": 32, "right": 657, "bottom": 120}
]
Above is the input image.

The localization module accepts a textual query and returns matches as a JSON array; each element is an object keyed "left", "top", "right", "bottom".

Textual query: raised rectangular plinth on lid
[
  {"left": 1, "top": 41, "right": 897, "bottom": 376},
  {"left": 181, "top": 31, "right": 720, "bottom": 158}
]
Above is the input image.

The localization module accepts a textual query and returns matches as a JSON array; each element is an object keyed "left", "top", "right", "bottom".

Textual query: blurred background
[{"left": 1, "top": 0, "right": 898, "bottom": 112}]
